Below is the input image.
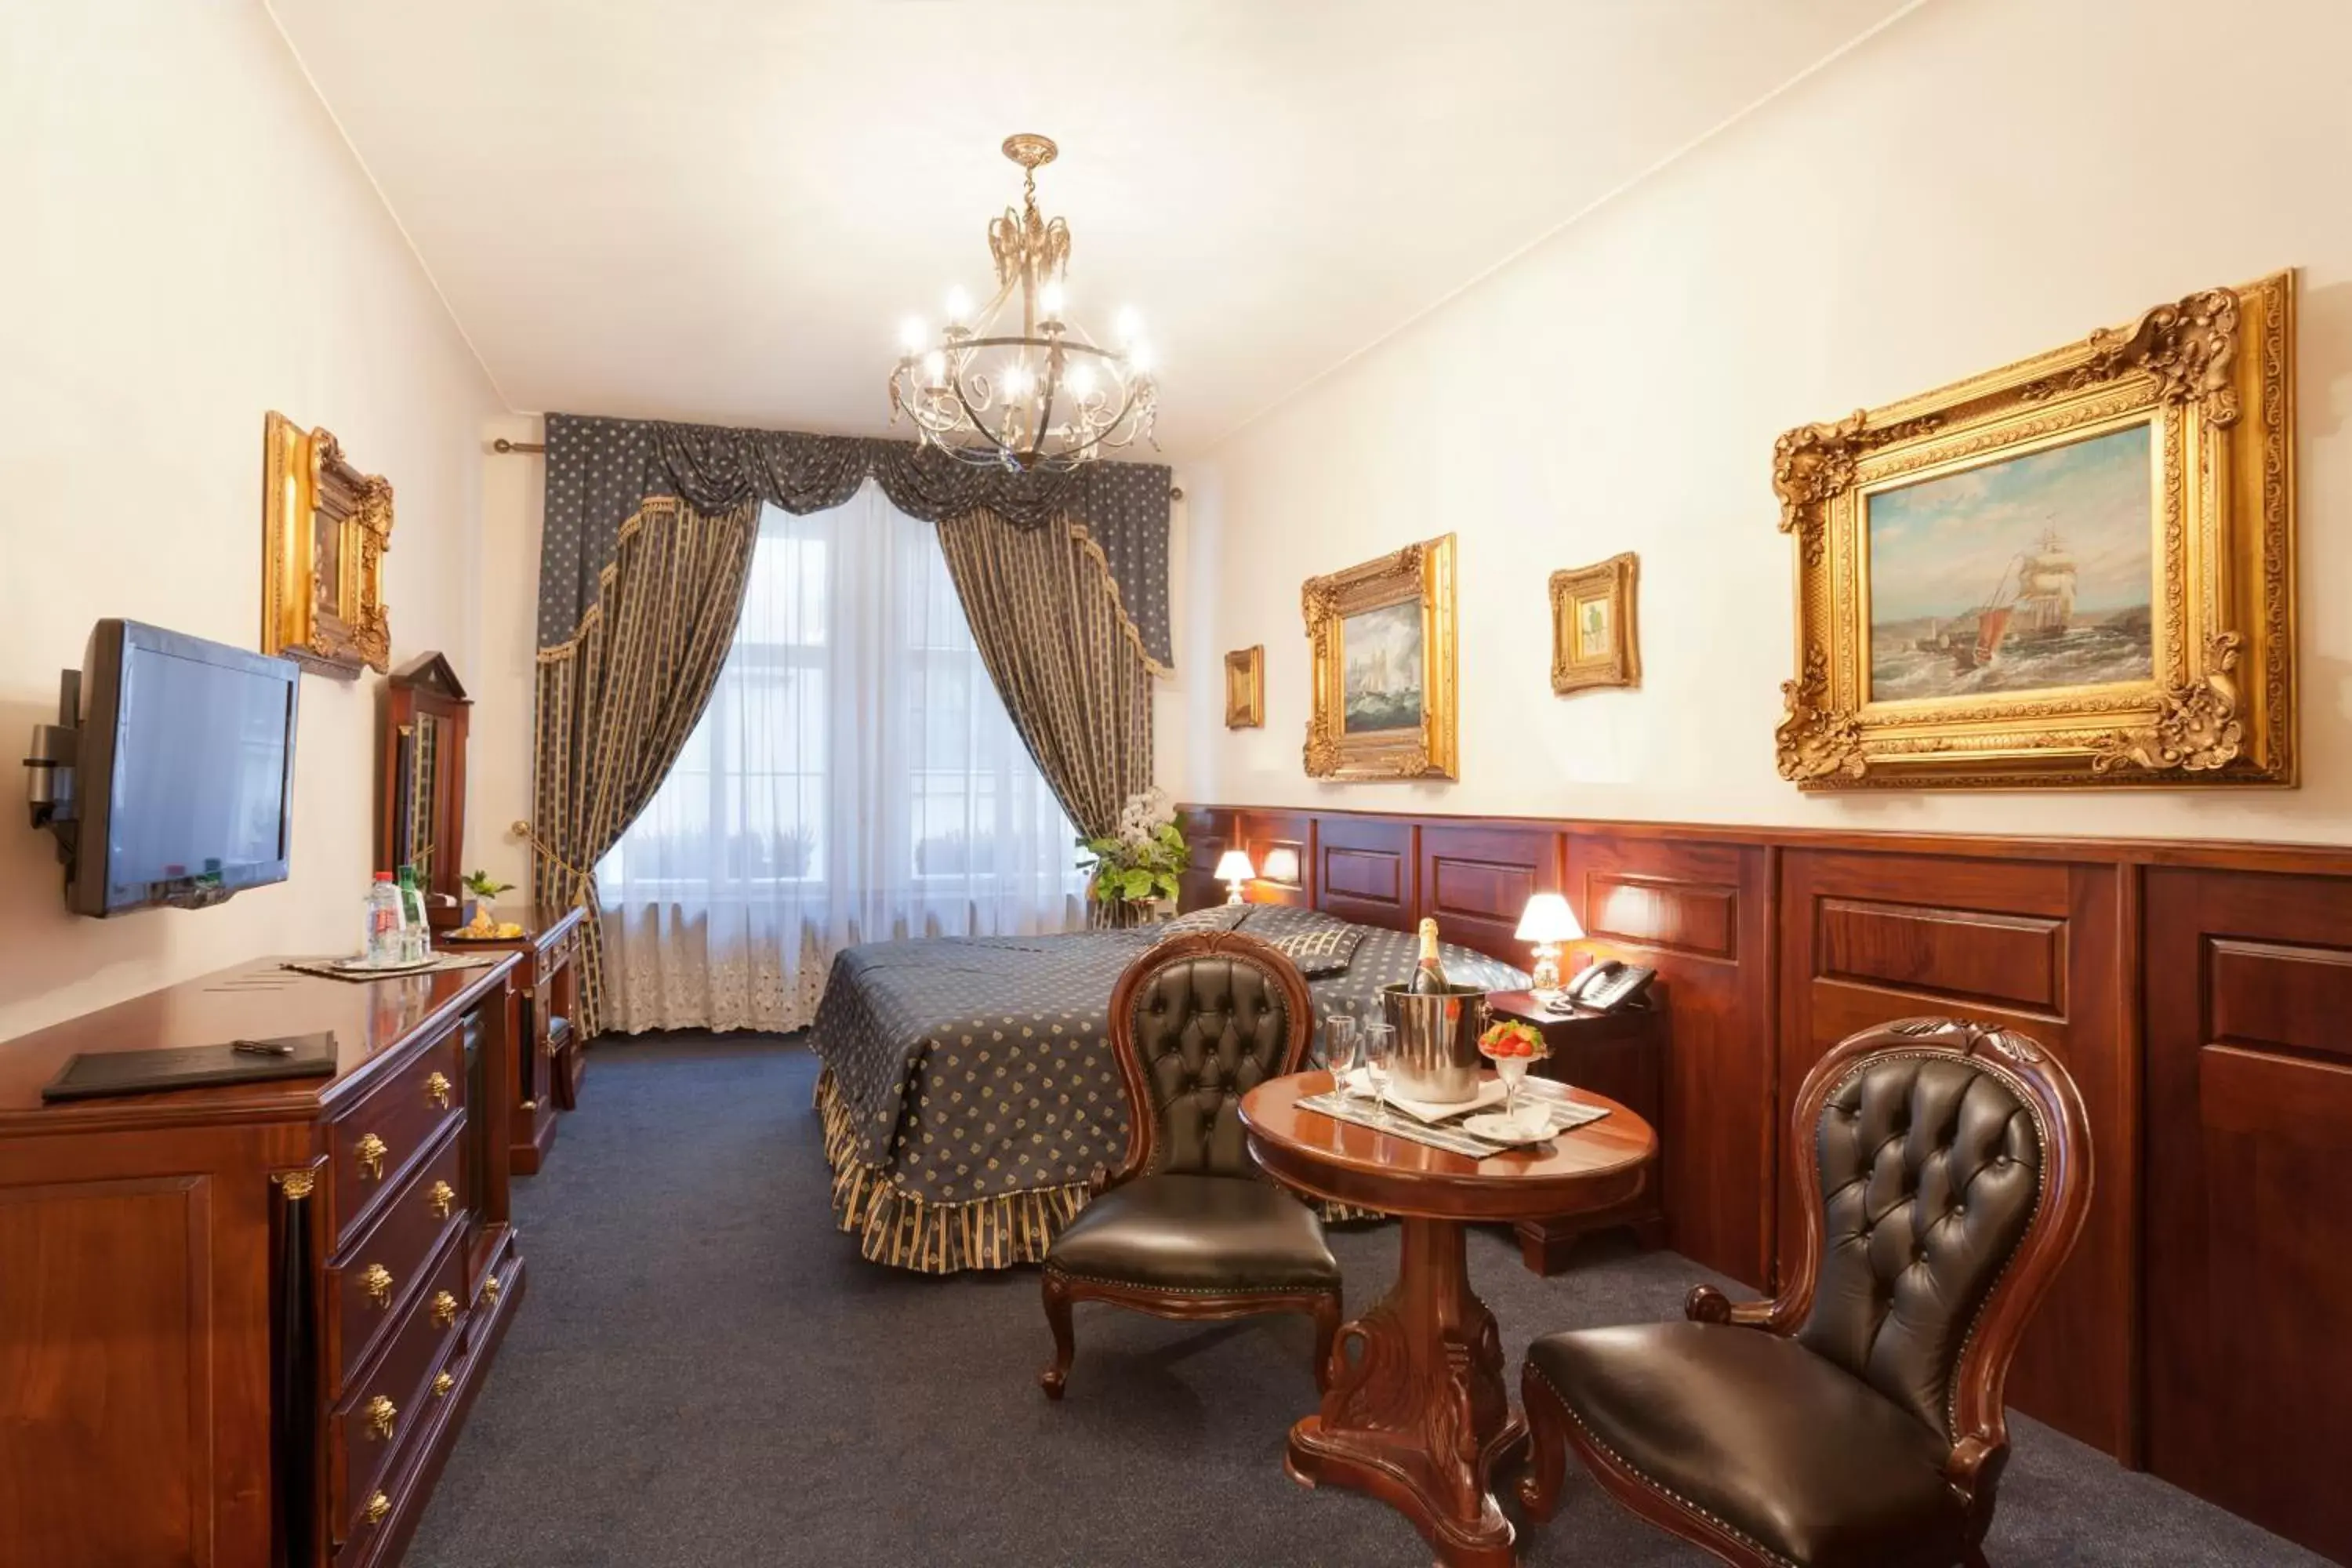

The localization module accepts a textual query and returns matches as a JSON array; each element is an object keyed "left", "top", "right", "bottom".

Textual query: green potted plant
[
  {"left": 459, "top": 869, "right": 517, "bottom": 935},
  {"left": 1076, "top": 789, "right": 1188, "bottom": 927}
]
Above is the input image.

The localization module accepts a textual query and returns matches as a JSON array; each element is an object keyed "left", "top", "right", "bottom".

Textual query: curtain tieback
[{"left": 510, "top": 818, "right": 597, "bottom": 909}]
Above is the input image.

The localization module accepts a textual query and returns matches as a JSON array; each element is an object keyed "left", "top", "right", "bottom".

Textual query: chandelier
[{"left": 888, "top": 134, "right": 1158, "bottom": 473}]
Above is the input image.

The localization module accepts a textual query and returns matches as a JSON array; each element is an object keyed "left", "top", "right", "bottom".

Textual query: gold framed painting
[
  {"left": 1223, "top": 645, "right": 1265, "bottom": 728},
  {"left": 263, "top": 411, "right": 394, "bottom": 679},
  {"left": 1301, "top": 533, "right": 1457, "bottom": 781},
  {"left": 1550, "top": 552, "right": 1640, "bottom": 695},
  {"left": 1774, "top": 271, "right": 2296, "bottom": 790}
]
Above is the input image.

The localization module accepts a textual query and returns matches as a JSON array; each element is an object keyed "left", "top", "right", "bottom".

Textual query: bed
[{"left": 810, "top": 904, "right": 1527, "bottom": 1272}]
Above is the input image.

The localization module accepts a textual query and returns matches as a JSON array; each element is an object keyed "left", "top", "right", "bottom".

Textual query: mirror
[{"left": 379, "top": 652, "right": 470, "bottom": 925}]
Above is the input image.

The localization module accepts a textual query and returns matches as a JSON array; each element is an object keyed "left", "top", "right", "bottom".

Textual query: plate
[
  {"left": 1339, "top": 1071, "right": 1506, "bottom": 1123},
  {"left": 1462, "top": 1111, "right": 1555, "bottom": 1146}
]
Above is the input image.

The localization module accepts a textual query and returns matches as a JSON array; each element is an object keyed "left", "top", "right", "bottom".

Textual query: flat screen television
[{"left": 58, "top": 620, "right": 301, "bottom": 916}]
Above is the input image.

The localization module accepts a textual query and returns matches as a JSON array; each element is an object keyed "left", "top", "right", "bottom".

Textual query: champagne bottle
[{"left": 1409, "top": 917, "right": 1450, "bottom": 993}]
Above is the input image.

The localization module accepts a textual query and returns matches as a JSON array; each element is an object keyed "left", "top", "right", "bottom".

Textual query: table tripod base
[{"left": 1285, "top": 1216, "right": 1529, "bottom": 1568}]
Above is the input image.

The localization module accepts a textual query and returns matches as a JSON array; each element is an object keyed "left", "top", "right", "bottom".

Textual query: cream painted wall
[
  {"left": 0, "top": 2, "right": 507, "bottom": 1040},
  {"left": 472, "top": 415, "right": 545, "bottom": 903},
  {"left": 1181, "top": 0, "right": 2352, "bottom": 845}
]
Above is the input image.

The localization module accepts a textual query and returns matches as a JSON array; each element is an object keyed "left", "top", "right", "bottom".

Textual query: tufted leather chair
[
  {"left": 1517, "top": 1018, "right": 2092, "bottom": 1568},
  {"left": 1037, "top": 931, "right": 1341, "bottom": 1401}
]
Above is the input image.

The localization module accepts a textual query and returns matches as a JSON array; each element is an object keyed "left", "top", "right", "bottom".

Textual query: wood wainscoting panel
[
  {"left": 1420, "top": 822, "right": 1563, "bottom": 964},
  {"left": 1237, "top": 809, "right": 1317, "bottom": 909},
  {"left": 1315, "top": 815, "right": 1417, "bottom": 933},
  {"left": 1780, "top": 848, "right": 2128, "bottom": 1457},
  {"left": 2146, "top": 867, "right": 2352, "bottom": 1564},
  {"left": 1567, "top": 830, "right": 1773, "bottom": 1289},
  {"left": 1176, "top": 806, "right": 1235, "bottom": 913}
]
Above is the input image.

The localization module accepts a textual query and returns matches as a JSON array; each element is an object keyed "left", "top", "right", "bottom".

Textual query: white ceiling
[{"left": 268, "top": 0, "right": 1913, "bottom": 459}]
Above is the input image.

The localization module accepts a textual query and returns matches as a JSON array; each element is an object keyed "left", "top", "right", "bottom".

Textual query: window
[{"left": 597, "top": 483, "right": 1085, "bottom": 1033}]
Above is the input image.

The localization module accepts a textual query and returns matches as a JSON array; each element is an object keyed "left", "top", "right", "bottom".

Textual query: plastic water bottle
[
  {"left": 365, "top": 872, "right": 403, "bottom": 965},
  {"left": 397, "top": 865, "right": 428, "bottom": 964}
]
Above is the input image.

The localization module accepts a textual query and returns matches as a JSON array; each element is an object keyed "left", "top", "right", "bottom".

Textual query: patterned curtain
[
  {"left": 936, "top": 509, "right": 1155, "bottom": 920},
  {"left": 533, "top": 496, "right": 762, "bottom": 1033},
  {"left": 532, "top": 413, "right": 1173, "bottom": 1029}
]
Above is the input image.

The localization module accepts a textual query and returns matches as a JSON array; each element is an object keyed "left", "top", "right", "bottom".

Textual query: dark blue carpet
[{"left": 407, "top": 1033, "right": 2322, "bottom": 1567}]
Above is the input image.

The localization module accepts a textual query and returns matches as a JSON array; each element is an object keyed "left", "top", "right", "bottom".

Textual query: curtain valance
[{"left": 536, "top": 413, "right": 1174, "bottom": 668}]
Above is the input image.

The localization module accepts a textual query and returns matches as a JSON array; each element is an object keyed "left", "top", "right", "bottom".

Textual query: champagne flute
[
  {"left": 1360, "top": 1020, "right": 1395, "bottom": 1120},
  {"left": 1321, "top": 1014, "right": 1359, "bottom": 1099}
]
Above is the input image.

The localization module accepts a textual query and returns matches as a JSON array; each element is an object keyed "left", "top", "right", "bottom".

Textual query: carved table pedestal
[{"left": 1240, "top": 1072, "right": 1656, "bottom": 1567}]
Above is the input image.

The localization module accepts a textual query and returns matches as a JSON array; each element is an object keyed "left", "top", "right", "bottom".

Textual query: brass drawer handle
[
  {"left": 355, "top": 1132, "right": 389, "bottom": 1181},
  {"left": 430, "top": 1290, "right": 459, "bottom": 1328},
  {"left": 432, "top": 1371, "right": 455, "bottom": 1399},
  {"left": 427, "top": 1180, "right": 455, "bottom": 1220},
  {"left": 425, "top": 1071, "right": 452, "bottom": 1109},
  {"left": 365, "top": 1394, "right": 397, "bottom": 1442},
  {"left": 483, "top": 1275, "right": 502, "bottom": 1307},
  {"left": 364, "top": 1493, "right": 391, "bottom": 1526},
  {"left": 360, "top": 1264, "right": 394, "bottom": 1308}
]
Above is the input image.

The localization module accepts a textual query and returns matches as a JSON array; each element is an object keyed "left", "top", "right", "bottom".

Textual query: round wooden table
[{"left": 1240, "top": 1071, "right": 1657, "bottom": 1568}]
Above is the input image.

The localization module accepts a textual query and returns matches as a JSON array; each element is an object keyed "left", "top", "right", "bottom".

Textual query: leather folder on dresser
[{"left": 0, "top": 956, "right": 530, "bottom": 1568}]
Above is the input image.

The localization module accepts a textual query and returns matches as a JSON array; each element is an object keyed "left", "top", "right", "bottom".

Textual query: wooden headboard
[{"left": 1178, "top": 804, "right": 1559, "bottom": 967}]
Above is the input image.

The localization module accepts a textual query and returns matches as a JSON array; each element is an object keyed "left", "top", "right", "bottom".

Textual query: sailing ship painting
[
  {"left": 1866, "top": 423, "right": 2156, "bottom": 702},
  {"left": 1341, "top": 601, "right": 1425, "bottom": 733}
]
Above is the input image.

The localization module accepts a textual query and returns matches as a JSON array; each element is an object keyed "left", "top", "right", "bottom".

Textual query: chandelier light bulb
[
  {"left": 922, "top": 350, "right": 946, "bottom": 385},
  {"left": 1116, "top": 307, "right": 1142, "bottom": 345},
  {"left": 1039, "top": 280, "right": 1065, "bottom": 318},
  {"left": 898, "top": 316, "right": 928, "bottom": 354},
  {"left": 1001, "top": 361, "right": 1033, "bottom": 397},
  {"left": 1065, "top": 361, "right": 1097, "bottom": 400},
  {"left": 1127, "top": 339, "right": 1157, "bottom": 373},
  {"left": 945, "top": 285, "right": 973, "bottom": 325}
]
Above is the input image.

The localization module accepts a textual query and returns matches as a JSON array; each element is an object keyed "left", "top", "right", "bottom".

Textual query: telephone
[{"left": 1550, "top": 958, "right": 1657, "bottom": 1014}]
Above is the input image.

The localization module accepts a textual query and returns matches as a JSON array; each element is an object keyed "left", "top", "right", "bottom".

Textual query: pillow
[
  {"left": 1232, "top": 906, "right": 1367, "bottom": 979},
  {"left": 1156, "top": 905, "right": 1250, "bottom": 937}
]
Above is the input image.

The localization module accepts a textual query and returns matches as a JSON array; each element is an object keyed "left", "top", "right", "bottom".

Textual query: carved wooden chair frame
[
  {"left": 1039, "top": 931, "right": 1342, "bottom": 1399},
  {"left": 1518, "top": 1017, "right": 2093, "bottom": 1567}
]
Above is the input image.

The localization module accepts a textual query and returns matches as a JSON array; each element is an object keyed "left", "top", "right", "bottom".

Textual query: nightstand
[{"left": 1486, "top": 987, "right": 1668, "bottom": 1274}]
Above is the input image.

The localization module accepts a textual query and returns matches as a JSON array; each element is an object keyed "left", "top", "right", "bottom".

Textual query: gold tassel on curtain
[{"left": 531, "top": 495, "right": 762, "bottom": 1034}]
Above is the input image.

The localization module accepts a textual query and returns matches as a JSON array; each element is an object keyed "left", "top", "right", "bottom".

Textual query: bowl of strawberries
[{"left": 1477, "top": 1018, "right": 1551, "bottom": 1132}]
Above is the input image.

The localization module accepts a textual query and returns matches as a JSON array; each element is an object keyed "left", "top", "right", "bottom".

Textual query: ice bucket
[{"left": 1379, "top": 983, "right": 1492, "bottom": 1105}]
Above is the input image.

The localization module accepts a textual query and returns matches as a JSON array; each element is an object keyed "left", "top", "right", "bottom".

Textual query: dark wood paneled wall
[{"left": 1181, "top": 800, "right": 2352, "bottom": 1559}]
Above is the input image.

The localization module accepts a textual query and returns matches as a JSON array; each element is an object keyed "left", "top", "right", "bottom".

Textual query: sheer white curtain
[{"left": 598, "top": 481, "right": 1087, "bottom": 1033}]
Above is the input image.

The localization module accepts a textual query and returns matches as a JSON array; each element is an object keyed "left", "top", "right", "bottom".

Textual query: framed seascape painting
[
  {"left": 1551, "top": 552, "right": 1640, "bottom": 695},
  {"left": 1774, "top": 272, "right": 2296, "bottom": 790},
  {"left": 1224, "top": 644, "right": 1265, "bottom": 728},
  {"left": 1301, "top": 534, "right": 1457, "bottom": 781}
]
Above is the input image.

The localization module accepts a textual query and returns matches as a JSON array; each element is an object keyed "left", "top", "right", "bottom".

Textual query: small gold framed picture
[
  {"left": 1550, "top": 552, "right": 1640, "bottom": 695},
  {"left": 1223, "top": 645, "right": 1265, "bottom": 728},
  {"left": 263, "top": 411, "right": 394, "bottom": 678},
  {"left": 1301, "top": 534, "right": 1458, "bottom": 781}
]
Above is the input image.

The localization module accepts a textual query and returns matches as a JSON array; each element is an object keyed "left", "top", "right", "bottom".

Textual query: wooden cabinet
[
  {"left": 0, "top": 957, "right": 526, "bottom": 1568},
  {"left": 2144, "top": 866, "right": 2352, "bottom": 1565},
  {"left": 437, "top": 906, "right": 586, "bottom": 1174},
  {"left": 1487, "top": 987, "right": 1667, "bottom": 1273}
]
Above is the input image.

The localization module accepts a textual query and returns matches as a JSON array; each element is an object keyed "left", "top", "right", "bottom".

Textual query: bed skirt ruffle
[{"left": 814, "top": 1065, "right": 1382, "bottom": 1274}]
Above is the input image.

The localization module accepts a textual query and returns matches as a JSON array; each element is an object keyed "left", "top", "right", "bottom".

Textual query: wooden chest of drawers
[
  {"left": 0, "top": 956, "right": 527, "bottom": 1568},
  {"left": 437, "top": 906, "right": 586, "bottom": 1175}
]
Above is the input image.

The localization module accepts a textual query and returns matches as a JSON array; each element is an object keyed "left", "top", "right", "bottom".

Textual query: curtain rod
[{"left": 488, "top": 436, "right": 1180, "bottom": 497}]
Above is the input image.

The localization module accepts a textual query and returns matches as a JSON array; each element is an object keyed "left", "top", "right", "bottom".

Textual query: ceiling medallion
[{"left": 888, "top": 134, "right": 1159, "bottom": 473}]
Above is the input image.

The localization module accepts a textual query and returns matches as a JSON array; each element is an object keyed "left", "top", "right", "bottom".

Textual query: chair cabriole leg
[
  {"left": 1038, "top": 1269, "right": 1076, "bottom": 1400},
  {"left": 1516, "top": 1361, "right": 1569, "bottom": 1523}
]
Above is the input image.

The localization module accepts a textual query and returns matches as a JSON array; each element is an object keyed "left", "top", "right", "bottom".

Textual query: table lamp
[
  {"left": 1515, "top": 892, "right": 1584, "bottom": 999},
  {"left": 1213, "top": 849, "right": 1257, "bottom": 906}
]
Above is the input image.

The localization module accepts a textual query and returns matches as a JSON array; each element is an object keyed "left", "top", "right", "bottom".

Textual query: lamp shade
[
  {"left": 1213, "top": 850, "right": 1257, "bottom": 884},
  {"left": 1514, "top": 891, "right": 1584, "bottom": 944}
]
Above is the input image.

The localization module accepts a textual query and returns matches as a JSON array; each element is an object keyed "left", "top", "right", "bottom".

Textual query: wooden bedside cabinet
[
  {"left": 1486, "top": 987, "right": 1668, "bottom": 1275},
  {"left": 436, "top": 906, "right": 586, "bottom": 1175}
]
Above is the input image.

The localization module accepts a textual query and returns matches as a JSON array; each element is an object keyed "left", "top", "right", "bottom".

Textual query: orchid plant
[{"left": 1075, "top": 788, "right": 1189, "bottom": 909}]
